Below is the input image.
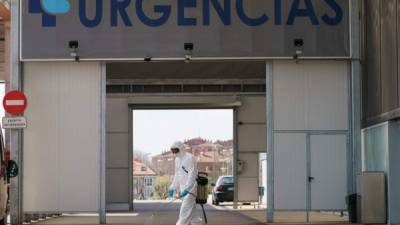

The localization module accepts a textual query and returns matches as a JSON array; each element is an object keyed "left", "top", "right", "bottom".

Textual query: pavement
[
  {"left": 31, "top": 200, "right": 350, "bottom": 225},
  {"left": 32, "top": 212, "right": 264, "bottom": 225}
]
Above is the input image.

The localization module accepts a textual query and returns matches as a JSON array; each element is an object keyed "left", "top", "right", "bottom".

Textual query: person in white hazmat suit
[{"left": 168, "top": 141, "right": 198, "bottom": 225}]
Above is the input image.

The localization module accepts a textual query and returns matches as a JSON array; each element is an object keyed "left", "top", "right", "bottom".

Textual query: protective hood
[{"left": 171, "top": 141, "right": 187, "bottom": 158}]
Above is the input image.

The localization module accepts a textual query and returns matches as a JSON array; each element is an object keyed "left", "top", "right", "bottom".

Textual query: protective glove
[
  {"left": 180, "top": 189, "right": 189, "bottom": 198},
  {"left": 167, "top": 188, "right": 175, "bottom": 198}
]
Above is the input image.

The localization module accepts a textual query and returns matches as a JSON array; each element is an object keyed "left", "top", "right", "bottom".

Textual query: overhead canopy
[{"left": 107, "top": 61, "right": 266, "bottom": 80}]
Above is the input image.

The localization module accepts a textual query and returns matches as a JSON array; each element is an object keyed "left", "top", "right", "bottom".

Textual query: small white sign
[{"left": 2, "top": 117, "right": 27, "bottom": 129}]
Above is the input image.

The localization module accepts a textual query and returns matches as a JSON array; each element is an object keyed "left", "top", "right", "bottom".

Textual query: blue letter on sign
[
  {"left": 203, "top": 0, "right": 231, "bottom": 25},
  {"left": 287, "top": 0, "right": 319, "bottom": 25},
  {"left": 236, "top": 0, "right": 268, "bottom": 26},
  {"left": 322, "top": 0, "right": 343, "bottom": 25},
  {"left": 178, "top": 0, "right": 197, "bottom": 26},
  {"left": 274, "top": 0, "right": 282, "bottom": 25},
  {"left": 79, "top": 0, "right": 103, "bottom": 27},
  {"left": 136, "top": 0, "right": 171, "bottom": 27},
  {"left": 111, "top": 0, "right": 133, "bottom": 27}
]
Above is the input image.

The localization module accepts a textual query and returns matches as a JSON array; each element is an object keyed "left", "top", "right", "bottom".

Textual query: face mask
[{"left": 171, "top": 148, "right": 180, "bottom": 154}]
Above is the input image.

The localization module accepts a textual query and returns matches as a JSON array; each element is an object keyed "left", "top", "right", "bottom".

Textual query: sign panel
[
  {"left": 2, "top": 117, "right": 28, "bottom": 129},
  {"left": 3, "top": 91, "right": 28, "bottom": 115},
  {"left": 21, "top": 0, "right": 349, "bottom": 60}
]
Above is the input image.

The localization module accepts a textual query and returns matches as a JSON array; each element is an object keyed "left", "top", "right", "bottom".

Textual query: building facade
[
  {"left": 6, "top": 1, "right": 380, "bottom": 224},
  {"left": 361, "top": 1, "right": 400, "bottom": 223},
  {"left": 133, "top": 160, "right": 157, "bottom": 200},
  {"left": 151, "top": 138, "right": 233, "bottom": 184}
]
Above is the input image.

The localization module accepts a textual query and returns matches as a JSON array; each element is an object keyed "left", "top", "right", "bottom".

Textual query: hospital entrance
[{"left": 105, "top": 61, "right": 269, "bottom": 224}]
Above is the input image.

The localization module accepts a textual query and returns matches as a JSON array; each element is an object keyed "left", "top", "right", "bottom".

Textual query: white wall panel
[
  {"left": 107, "top": 98, "right": 129, "bottom": 132},
  {"left": 238, "top": 124, "right": 267, "bottom": 152},
  {"left": 237, "top": 96, "right": 266, "bottom": 123},
  {"left": 106, "top": 133, "right": 130, "bottom": 168},
  {"left": 106, "top": 169, "right": 130, "bottom": 203},
  {"left": 274, "top": 133, "right": 307, "bottom": 210},
  {"left": 236, "top": 96, "right": 266, "bottom": 202},
  {"left": 23, "top": 62, "right": 101, "bottom": 212},
  {"left": 237, "top": 153, "right": 258, "bottom": 177},
  {"left": 310, "top": 135, "right": 347, "bottom": 210},
  {"left": 238, "top": 177, "right": 259, "bottom": 202},
  {"left": 273, "top": 61, "right": 348, "bottom": 131},
  {"left": 106, "top": 97, "right": 131, "bottom": 207}
]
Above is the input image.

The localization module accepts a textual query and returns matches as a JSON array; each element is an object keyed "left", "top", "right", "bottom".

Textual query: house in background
[
  {"left": 151, "top": 138, "right": 233, "bottom": 183},
  {"left": 191, "top": 141, "right": 233, "bottom": 183},
  {"left": 151, "top": 151, "right": 175, "bottom": 176},
  {"left": 133, "top": 160, "right": 157, "bottom": 200}
]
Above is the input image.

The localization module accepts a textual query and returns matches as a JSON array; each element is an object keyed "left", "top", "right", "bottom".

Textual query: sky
[{"left": 133, "top": 109, "right": 233, "bottom": 156}]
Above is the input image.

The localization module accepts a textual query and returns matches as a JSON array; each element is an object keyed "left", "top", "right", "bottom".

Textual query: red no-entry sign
[{"left": 3, "top": 91, "right": 28, "bottom": 115}]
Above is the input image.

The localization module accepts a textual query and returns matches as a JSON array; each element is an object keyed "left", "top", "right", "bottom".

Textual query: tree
[
  {"left": 134, "top": 149, "right": 151, "bottom": 166},
  {"left": 153, "top": 175, "right": 172, "bottom": 199}
]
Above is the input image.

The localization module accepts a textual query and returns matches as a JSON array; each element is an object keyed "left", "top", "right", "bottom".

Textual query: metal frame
[
  {"left": 266, "top": 61, "right": 274, "bottom": 223},
  {"left": 20, "top": 57, "right": 353, "bottom": 62},
  {"left": 128, "top": 97, "right": 238, "bottom": 209},
  {"left": 129, "top": 108, "right": 134, "bottom": 211},
  {"left": 107, "top": 79, "right": 266, "bottom": 86},
  {"left": 387, "top": 120, "right": 400, "bottom": 225},
  {"left": 306, "top": 133, "right": 311, "bottom": 222},
  {"left": 233, "top": 107, "right": 239, "bottom": 209},
  {"left": 350, "top": 0, "right": 362, "bottom": 195},
  {"left": 99, "top": 62, "right": 106, "bottom": 224}
]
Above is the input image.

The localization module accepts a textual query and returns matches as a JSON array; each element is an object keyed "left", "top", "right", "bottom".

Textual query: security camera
[
  {"left": 294, "top": 38, "right": 303, "bottom": 48},
  {"left": 68, "top": 40, "right": 80, "bottom": 62},
  {"left": 184, "top": 43, "right": 194, "bottom": 63},
  {"left": 69, "top": 40, "right": 79, "bottom": 49},
  {"left": 293, "top": 38, "right": 303, "bottom": 63},
  {"left": 184, "top": 43, "right": 194, "bottom": 51}
]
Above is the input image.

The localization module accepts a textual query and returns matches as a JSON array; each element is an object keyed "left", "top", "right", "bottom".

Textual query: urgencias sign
[{"left": 21, "top": 0, "right": 349, "bottom": 60}]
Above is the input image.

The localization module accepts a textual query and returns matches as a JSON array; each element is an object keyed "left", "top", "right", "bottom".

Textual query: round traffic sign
[{"left": 3, "top": 91, "right": 28, "bottom": 115}]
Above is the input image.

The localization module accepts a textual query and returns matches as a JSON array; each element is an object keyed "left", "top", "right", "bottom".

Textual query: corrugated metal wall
[
  {"left": 23, "top": 62, "right": 101, "bottom": 212},
  {"left": 273, "top": 60, "right": 349, "bottom": 211},
  {"left": 363, "top": 0, "right": 400, "bottom": 126}
]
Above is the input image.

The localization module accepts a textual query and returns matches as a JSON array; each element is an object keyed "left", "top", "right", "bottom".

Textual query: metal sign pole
[{"left": 10, "top": 0, "right": 22, "bottom": 224}]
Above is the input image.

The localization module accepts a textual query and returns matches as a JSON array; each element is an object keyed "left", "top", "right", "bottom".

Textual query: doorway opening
[{"left": 132, "top": 109, "right": 235, "bottom": 214}]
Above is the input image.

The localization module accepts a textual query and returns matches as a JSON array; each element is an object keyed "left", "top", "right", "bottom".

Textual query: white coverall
[{"left": 170, "top": 142, "right": 198, "bottom": 225}]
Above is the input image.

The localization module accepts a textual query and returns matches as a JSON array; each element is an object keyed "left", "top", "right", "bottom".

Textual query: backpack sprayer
[{"left": 195, "top": 172, "right": 209, "bottom": 224}]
